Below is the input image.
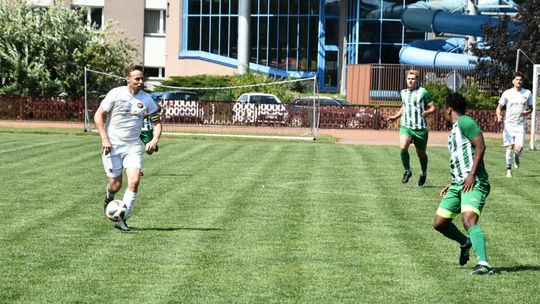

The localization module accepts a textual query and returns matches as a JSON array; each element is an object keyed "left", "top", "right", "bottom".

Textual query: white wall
[
  {"left": 145, "top": 0, "right": 166, "bottom": 9},
  {"left": 144, "top": 36, "right": 166, "bottom": 67},
  {"left": 72, "top": 0, "right": 104, "bottom": 6}
]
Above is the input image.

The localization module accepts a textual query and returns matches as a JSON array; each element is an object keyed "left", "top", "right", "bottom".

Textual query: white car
[{"left": 233, "top": 93, "right": 287, "bottom": 124}]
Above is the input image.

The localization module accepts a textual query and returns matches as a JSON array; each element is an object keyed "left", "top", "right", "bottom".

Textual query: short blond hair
[{"left": 406, "top": 69, "right": 420, "bottom": 79}]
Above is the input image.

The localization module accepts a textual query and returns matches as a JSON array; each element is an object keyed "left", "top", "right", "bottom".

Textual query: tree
[
  {"left": 0, "top": 0, "right": 138, "bottom": 97},
  {"left": 471, "top": 1, "right": 540, "bottom": 94}
]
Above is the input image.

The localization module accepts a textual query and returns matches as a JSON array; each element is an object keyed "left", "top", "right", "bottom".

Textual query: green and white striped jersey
[
  {"left": 447, "top": 116, "right": 489, "bottom": 183},
  {"left": 400, "top": 87, "right": 432, "bottom": 130}
]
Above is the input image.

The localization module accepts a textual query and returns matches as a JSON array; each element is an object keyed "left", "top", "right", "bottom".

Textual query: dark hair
[
  {"left": 125, "top": 64, "right": 144, "bottom": 77},
  {"left": 445, "top": 92, "right": 467, "bottom": 114},
  {"left": 513, "top": 71, "right": 523, "bottom": 79}
]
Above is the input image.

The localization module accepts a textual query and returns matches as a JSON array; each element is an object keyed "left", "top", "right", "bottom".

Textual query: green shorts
[
  {"left": 437, "top": 181, "right": 490, "bottom": 219},
  {"left": 400, "top": 126, "right": 428, "bottom": 151},
  {"left": 140, "top": 130, "right": 153, "bottom": 145}
]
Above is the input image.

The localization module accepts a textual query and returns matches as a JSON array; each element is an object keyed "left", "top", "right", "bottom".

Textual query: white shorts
[
  {"left": 503, "top": 123, "right": 526, "bottom": 147},
  {"left": 102, "top": 143, "right": 143, "bottom": 178}
]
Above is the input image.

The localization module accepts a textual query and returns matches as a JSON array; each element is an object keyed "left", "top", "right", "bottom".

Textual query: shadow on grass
[
  {"left": 131, "top": 227, "right": 222, "bottom": 232},
  {"left": 149, "top": 173, "right": 194, "bottom": 177},
  {"left": 419, "top": 185, "right": 445, "bottom": 189},
  {"left": 512, "top": 174, "right": 540, "bottom": 178},
  {"left": 493, "top": 265, "right": 540, "bottom": 274}
]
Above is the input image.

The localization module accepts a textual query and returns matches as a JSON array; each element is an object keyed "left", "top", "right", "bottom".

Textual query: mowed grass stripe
[
  {"left": 160, "top": 143, "right": 305, "bottom": 302},
  {"left": 1, "top": 135, "right": 99, "bottom": 239},
  {"left": 1, "top": 131, "right": 539, "bottom": 303}
]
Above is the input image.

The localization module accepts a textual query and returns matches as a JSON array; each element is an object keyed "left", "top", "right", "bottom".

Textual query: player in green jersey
[
  {"left": 388, "top": 70, "right": 436, "bottom": 186},
  {"left": 433, "top": 92, "right": 492, "bottom": 275}
]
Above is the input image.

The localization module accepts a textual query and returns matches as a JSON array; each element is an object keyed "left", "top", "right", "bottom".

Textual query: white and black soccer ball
[{"left": 105, "top": 199, "right": 127, "bottom": 222}]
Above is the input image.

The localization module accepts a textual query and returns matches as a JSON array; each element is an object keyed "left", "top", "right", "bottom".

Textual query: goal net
[
  {"left": 84, "top": 68, "right": 319, "bottom": 141},
  {"left": 531, "top": 64, "right": 540, "bottom": 150}
]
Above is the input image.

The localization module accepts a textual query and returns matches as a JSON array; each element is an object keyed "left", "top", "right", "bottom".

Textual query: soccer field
[{"left": 1, "top": 129, "right": 539, "bottom": 303}]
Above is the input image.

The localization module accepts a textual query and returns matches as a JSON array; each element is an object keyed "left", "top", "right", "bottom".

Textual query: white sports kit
[
  {"left": 498, "top": 88, "right": 533, "bottom": 147},
  {"left": 100, "top": 86, "right": 159, "bottom": 177}
]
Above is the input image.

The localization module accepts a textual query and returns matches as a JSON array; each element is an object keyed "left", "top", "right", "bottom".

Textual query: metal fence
[
  {"left": 0, "top": 94, "right": 505, "bottom": 132},
  {"left": 368, "top": 63, "right": 492, "bottom": 104},
  {"left": 370, "top": 64, "right": 489, "bottom": 100}
]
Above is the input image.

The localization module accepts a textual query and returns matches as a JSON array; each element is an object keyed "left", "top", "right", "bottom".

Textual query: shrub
[{"left": 424, "top": 82, "right": 499, "bottom": 109}]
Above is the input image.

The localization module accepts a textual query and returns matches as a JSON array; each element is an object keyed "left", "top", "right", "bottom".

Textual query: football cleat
[
  {"left": 459, "top": 238, "right": 472, "bottom": 266},
  {"left": 470, "top": 263, "right": 493, "bottom": 275},
  {"left": 418, "top": 174, "right": 427, "bottom": 187},
  {"left": 402, "top": 171, "right": 412, "bottom": 184},
  {"left": 506, "top": 169, "right": 512, "bottom": 178},
  {"left": 114, "top": 217, "right": 131, "bottom": 232}
]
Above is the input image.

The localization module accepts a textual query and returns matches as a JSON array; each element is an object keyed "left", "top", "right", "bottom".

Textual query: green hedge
[{"left": 424, "top": 82, "right": 499, "bottom": 110}]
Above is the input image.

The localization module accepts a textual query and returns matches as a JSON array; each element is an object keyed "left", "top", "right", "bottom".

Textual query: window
[
  {"left": 72, "top": 6, "right": 103, "bottom": 28},
  {"left": 89, "top": 7, "right": 103, "bottom": 27},
  {"left": 145, "top": 67, "right": 165, "bottom": 79},
  {"left": 183, "top": 0, "right": 319, "bottom": 73},
  {"left": 145, "top": 9, "right": 166, "bottom": 35},
  {"left": 185, "top": 0, "right": 238, "bottom": 58},
  {"left": 345, "top": 0, "right": 413, "bottom": 65}
]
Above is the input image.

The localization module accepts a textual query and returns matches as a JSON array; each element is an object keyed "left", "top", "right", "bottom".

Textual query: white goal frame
[
  {"left": 83, "top": 67, "right": 320, "bottom": 141},
  {"left": 531, "top": 64, "right": 539, "bottom": 150}
]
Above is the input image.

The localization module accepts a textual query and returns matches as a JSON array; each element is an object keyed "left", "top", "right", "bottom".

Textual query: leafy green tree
[
  {"left": 0, "top": 0, "right": 137, "bottom": 97},
  {"left": 471, "top": 1, "right": 540, "bottom": 94}
]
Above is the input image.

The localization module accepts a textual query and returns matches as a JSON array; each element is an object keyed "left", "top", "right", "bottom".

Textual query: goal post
[
  {"left": 83, "top": 67, "right": 320, "bottom": 141},
  {"left": 531, "top": 64, "right": 540, "bottom": 150}
]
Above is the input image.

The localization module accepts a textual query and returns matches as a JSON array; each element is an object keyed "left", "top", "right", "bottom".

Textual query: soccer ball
[{"left": 105, "top": 199, "right": 127, "bottom": 222}]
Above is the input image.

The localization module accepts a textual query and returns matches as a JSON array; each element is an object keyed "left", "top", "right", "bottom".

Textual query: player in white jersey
[
  {"left": 94, "top": 64, "right": 162, "bottom": 231},
  {"left": 496, "top": 72, "right": 533, "bottom": 177},
  {"left": 388, "top": 70, "right": 436, "bottom": 186}
]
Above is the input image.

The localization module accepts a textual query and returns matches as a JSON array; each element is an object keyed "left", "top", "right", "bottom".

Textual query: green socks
[
  {"left": 400, "top": 151, "right": 410, "bottom": 172},
  {"left": 468, "top": 225, "right": 488, "bottom": 263}
]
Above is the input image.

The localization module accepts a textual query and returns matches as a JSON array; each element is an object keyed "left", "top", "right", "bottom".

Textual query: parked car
[
  {"left": 290, "top": 96, "right": 374, "bottom": 129},
  {"left": 152, "top": 90, "right": 202, "bottom": 124},
  {"left": 151, "top": 90, "right": 199, "bottom": 102},
  {"left": 233, "top": 93, "right": 287, "bottom": 124}
]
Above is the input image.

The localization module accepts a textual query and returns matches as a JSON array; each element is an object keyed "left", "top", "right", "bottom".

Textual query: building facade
[
  {"left": 31, "top": 0, "right": 167, "bottom": 79},
  {"left": 166, "top": 0, "right": 430, "bottom": 92},
  {"left": 30, "top": 0, "right": 519, "bottom": 93}
]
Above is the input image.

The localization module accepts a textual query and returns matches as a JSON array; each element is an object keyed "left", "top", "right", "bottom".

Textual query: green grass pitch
[{"left": 0, "top": 128, "right": 539, "bottom": 303}]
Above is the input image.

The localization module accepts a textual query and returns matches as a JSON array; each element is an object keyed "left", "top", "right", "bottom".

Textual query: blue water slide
[
  {"left": 399, "top": 8, "right": 522, "bottom": 67},
  {"left": 399, "top": 38, "right": 478, "bottom": 67}
]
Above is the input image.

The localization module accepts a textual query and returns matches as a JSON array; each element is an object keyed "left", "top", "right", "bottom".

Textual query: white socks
[
  {"left": 122, "top": 190, "right": 138, "bottom": 218},
  {"left": 505, "top": 148, "right": 513, "bottom": 169}
]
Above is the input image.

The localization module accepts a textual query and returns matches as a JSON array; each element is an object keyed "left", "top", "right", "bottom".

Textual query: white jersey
[
  {"left": 498, "top": 88, "right": 532, "bottom": 125},
  {"left": 99, "top": 86, "right": 158, "bottom": 145}
]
